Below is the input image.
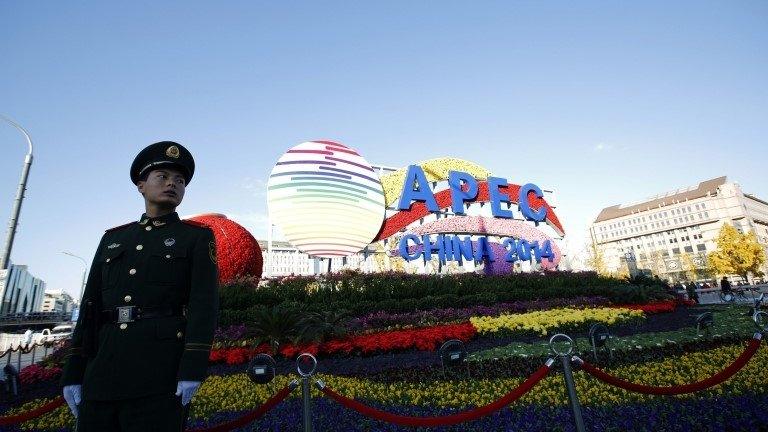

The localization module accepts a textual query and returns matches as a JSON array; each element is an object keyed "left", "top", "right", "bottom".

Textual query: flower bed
[
  {"left": 612, "top": 299, "right": 676, "bottom": 314},
  {"left": 470, "top": 307, "right": 644, "bottom": 337},
  {"left": 18, "top": 365, "right": 62, "bottom": 386},
  {"left": 211, "top": 305, "right": 652, "bottom": 363},
  {"left": 210, "top": 322, "right": 477, "bottom": 364},
  {"left": 347, "top": 296, "right": 611, "bottom": 332},
  {"left": 9, "top": 340, "right": 766, "bottom": 431}
]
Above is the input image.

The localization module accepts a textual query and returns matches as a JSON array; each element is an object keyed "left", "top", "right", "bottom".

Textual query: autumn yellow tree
[
  {"left": 585, "top": 240, "right": 608, "bottom": 275},
  {"left": 707, "top": 223, "right": 766, "bottom": 282},
  {"left": 680, "top": 252, "right": 697, "bottom": 281}
]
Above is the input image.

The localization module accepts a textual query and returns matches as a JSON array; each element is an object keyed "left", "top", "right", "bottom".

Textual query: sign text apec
[{"left": 395, "top": 165, "right": 554, "bottom": 264}]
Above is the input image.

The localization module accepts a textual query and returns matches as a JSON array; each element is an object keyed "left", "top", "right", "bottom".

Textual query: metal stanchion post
[
  {"left": 549, "top": 334, "right": 586, "bottom": 432},
  {"left": 296, "top": 353, "right": 318, "bottom": 432}
]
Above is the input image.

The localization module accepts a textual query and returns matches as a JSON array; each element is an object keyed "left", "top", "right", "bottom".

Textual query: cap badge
[
  {"left": 164, "top": 238, "right": 176, "bottom": 247},
  {"left": 166, "top": 145, "right": 180, "bottom": 159}
]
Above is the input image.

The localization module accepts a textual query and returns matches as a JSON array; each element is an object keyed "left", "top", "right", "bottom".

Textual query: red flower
[
  {"left": 208, "top": 322, "right": 478, "bottom": 364},
  {"left": 613, "top": 300, "right": 677, "bottom": 314},
  {"left": 186, "top": 214, "right": 263, "bottom": 284},
  {"left": 19, "top": 364, "right": 62, "bottom": 385}
]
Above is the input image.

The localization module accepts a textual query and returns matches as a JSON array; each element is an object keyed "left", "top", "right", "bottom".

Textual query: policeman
[{"left": 60, "top": 141, "right": 219, "bottom": 431}]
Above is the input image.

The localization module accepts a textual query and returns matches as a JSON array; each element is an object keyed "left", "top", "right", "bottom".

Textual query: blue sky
[{"left": 1, "top": 1, "right": 767, "bottom": 300}]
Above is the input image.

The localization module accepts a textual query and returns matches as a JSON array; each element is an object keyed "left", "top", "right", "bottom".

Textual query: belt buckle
[{"left": 116, "top": 306, "right": 135, "bottom": 323}]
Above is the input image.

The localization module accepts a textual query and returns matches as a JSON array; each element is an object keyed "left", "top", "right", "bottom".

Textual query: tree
[
  {"left": 680, "top": 252, "right": 697, "bottom": 281},
  {"left": 707, "top": 223, "right": 766, "bottom": 282},
  {"left": 647, "top": 249, "right": 666, "bottom": 279},
  {"left": 585, "top": 240, "right": 608, "bottom": 276}
]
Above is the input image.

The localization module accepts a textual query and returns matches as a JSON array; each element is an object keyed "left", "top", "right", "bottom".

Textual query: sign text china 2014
[{"left": 396, "top": 165, "right": 553, "bottom": 264}]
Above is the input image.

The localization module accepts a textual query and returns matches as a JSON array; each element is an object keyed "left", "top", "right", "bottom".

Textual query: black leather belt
[{"left": 100, "top": 305, "right": 186, "bottom": 323}]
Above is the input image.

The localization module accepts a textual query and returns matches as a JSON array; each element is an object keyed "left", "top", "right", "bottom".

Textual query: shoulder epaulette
[
  {"left": 182, "top": 219, "right": 211, "bottom": 229},
  {"left": 105, "top": 222, "right": 134, "bottom": 233}
]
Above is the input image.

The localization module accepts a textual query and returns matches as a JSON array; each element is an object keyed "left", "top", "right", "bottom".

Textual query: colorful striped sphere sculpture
[{"left": 267, "top": 140, "right": 386, "bottom": 258}]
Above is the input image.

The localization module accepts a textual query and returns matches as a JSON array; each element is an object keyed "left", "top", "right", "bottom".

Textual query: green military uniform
[{"left": 60, "top": 142, "right": 219, "bottom": 431}]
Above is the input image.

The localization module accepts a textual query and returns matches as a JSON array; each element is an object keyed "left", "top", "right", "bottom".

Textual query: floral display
[
  {"left": 379, "top": 158, "right": 492, "bottom": 207},
  {"left": 209, "top": 322, "right": 478, "bottom": 363},
  {"left": 409, "top": 216, "right": 563, "bottom": 270},
  {"left": 266, "top": 140, "right": 387, "bottom": 259},
  {"left": 186, "top": 214, "right": 263, "bottom": 283},
  {"left": 3, "top": 267, "right": 765, "bottom": 431},
  {"left": 347, "top": 296, "right": 611, "bottom": 331},
  {"left": 612, "top": 300, "right": 677, "bottom": 314},
  {"left": 470, "top": 307, "right": 644, "bottom": 337},
  {"left": 18, "top": 365, "right": 62, "bottom": 386},
  {"left": 10, "top": 341, "right": 767, "bottom": 431}
]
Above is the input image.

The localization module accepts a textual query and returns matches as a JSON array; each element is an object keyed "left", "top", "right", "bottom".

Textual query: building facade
[
  {"left": 590, "top": 177, "right": 768, "bottom": 282},
  {"left": 0, "top": 264, "right": 46, "bottom": 314},
  {"left": 40, "top": 289, "right": 75, "bottom": 313},
  {"left": 258, "top": 240, "right": 380, "bottom": 277}
]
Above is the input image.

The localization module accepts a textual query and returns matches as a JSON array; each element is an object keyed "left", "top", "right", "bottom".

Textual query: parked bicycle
[{"left": 719, "top": 286, "right": 759, "bottom": 303}]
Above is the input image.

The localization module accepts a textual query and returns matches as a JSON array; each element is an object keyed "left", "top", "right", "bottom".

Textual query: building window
[
  {"left": 684, "top": 246, "right": 693, "bottom": 253},
  {"left": 672, "top": 247, "right": 680, "bottom": 254},
  {"left": 696, "top": 244, "right": 706, "bottom": 251}
]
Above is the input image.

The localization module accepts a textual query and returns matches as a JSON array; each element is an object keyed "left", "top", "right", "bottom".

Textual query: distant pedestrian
[{"left": 721, "top": 277, "right": 732, "bottom": 294}]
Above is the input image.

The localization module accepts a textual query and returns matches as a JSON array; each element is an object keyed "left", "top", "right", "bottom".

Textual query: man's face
[{"left": 137, "top": 167, "right": 186, "bottom": 208}]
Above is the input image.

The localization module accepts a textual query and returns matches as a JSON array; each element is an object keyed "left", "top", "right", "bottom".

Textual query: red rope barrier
[
  {"left": 188, "top": 382, "right": 297, "bottom": 432},
  {"left": 577, "top": 334, "right": 763, "bottom": 395},
  {"left": 318, "top": 360, "right": 553, "bottom": 427},
  {"left": 0, "top": 396, "right": 65, "bottom": 426}
]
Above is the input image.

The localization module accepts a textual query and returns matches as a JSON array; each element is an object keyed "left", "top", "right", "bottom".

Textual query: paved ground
[{"left": 696, "top": 286, "right": 767, "bottom": 305}]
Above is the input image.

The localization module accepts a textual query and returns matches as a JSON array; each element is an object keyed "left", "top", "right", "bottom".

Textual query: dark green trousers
[{"left": 76, "top": 392, "right": 185, "bottom": 432}]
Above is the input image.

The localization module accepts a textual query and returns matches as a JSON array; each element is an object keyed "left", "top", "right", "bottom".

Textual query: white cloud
[
  {"left": 240, "top": 177, "right": 268, "bottom": 196},
  {"left": 593, "top": 143, "right": 614, "bottom": 152}
]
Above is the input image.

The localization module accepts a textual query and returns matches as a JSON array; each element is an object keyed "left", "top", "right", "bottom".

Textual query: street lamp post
[
  {"left": 0, "top": 115, "right": 34, "bottom": 270},
  {"left": 62, "top": 251, "right": 87, "bottom": 305}
]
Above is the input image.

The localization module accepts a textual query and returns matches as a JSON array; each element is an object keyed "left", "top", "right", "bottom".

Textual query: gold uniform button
[
  {"left": 176, "top": 331, "right": 183, "bottom": 339},
  {"left": 119, "top": 323, "right": 128, "bottom": 330},
  {"left": 124, "top": 295, "right": 132, "bottom": 302},
  {"left": 136, "top": 244, "right": 143, "bottom": 250},
  {"left": 145, "top": 226, "right": 152, "bottom": 231},
  {"left": 129, "top": 268, "right": 137, "bottom": 275}
]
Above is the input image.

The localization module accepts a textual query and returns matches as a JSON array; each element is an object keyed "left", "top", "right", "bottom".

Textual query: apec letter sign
[{"left": 397, "top": 165, "right": 546, "bottom": 222}]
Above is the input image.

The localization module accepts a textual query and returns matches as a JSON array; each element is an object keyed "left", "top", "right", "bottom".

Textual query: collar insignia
[
  {"left": 139, "top": 218, "right": 149, "bottom": 225},
  {"left": 153, "top": 220, "right": 166, "bottom": 227},
  {"left": 107, "top": 243, "right": 121, "bottom": 249}
]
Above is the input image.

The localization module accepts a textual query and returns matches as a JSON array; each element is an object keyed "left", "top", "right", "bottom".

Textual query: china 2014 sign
[{"left": 394, "top": 164, "right": 555, "bottom": 265}]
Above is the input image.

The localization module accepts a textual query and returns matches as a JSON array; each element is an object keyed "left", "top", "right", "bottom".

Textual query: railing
[
  {"left": 0, "top": 339, "right": 66, "bottom": 381},
  {"left": 0, "top": 311, "right": 72, "bottom": 324}
]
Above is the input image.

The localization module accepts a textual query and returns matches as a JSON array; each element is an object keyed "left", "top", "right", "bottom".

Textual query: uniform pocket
[
  {"left": 147, "top": 250, "right": 189, "bottom": 285},
  {"left": 101, "top": 248, "right": 126, "bottom": 290}
]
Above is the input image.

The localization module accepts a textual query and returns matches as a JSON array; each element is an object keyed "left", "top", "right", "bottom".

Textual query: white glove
[
  {"left": 62, "top": 384, "right": 82, "bottom": 417},
  {"left": 175, "top": 381, "right": 201, "bottom": 406}
]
